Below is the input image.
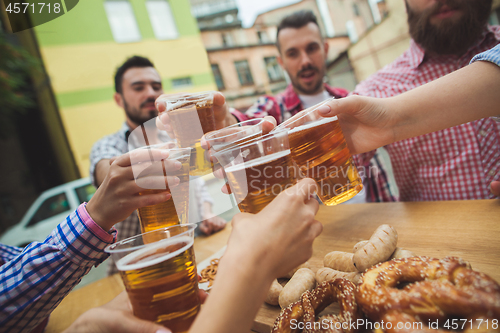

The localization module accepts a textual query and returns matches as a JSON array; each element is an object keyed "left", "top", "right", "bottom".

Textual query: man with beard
[
  {"left": 90, "top": 56, "right": 226, "bottom": 275},
  {"left": 351, "top": 0, "right": 499, "bottom": 202}
]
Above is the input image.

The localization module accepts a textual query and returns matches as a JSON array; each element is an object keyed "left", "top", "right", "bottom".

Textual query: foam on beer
[
  {"left": 116, "top": 236, "right": 193, "bottom": 271},
  {"left": 224, "top": 150, "right": 291, "bottom": 172},
  {"left": 288, "top": 116, "right": 338, "bottom": 134}
]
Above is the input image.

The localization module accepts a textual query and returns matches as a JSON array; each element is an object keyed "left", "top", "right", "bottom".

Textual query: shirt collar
[
  {"left": 120, "top": 122, "right": 131, "bottom": 141},
  {"left": 408, "top": 25, "right": 497, "bottom": 69}
]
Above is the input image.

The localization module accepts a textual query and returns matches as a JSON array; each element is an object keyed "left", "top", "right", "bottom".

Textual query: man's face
[
  {"left": 117, "top": 67, "right": 163, "bottom": 127},
  {"left": 277, "top": 22, "right": 328, "bottom": 95},
  {"left": 406, "top": 0, "right": 492, "bottom": 55}
]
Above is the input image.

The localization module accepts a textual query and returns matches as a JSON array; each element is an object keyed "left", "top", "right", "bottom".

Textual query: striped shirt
[
  {"left": 471, "top": 43, "right": 500, "bottom": 65},
  {"left": 0, "top": 203, "right": 116, "bottom": 333},
  {"left": 353, "top": 26, "right": 500, "bottom": 202},
  {"left": 89, "top": 122, "right": 213, "bottom": 275}
]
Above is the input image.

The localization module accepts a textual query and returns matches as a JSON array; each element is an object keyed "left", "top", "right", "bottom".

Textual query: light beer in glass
[
  {"left": 215, "top": 130, "right": 297, "bottom": 213},
  {"left": 106, "top": 224, "right": 200, "bottom": 333},
  {"left": 164, "top": 92, "right": 216, "bottom": 176},
  {"left": 275, "top": 100, "right": 362, "bottom": 205}
]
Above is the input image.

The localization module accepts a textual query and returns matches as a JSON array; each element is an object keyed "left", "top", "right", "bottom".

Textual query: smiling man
[{"left": 353, "top": 0, "right": 500, "bottom": 202}]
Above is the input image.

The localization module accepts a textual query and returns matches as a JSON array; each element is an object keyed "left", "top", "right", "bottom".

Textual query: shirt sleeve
[
  {"left": 244, "top": 95, "right": 284, "bottom": 124},
  {"left": 89, "top": 136, "right": 126, "bottom": 187},
  {"left": 470, "top": 44, "right": 500, "bottom": 66},
  {"left": 0, "top": 203, "right": 117, "bottom": 333}
]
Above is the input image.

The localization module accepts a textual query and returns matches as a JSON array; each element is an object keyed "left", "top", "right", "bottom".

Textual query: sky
[{"left": 235, "top": 0, "right": 301, "bottom": 28}]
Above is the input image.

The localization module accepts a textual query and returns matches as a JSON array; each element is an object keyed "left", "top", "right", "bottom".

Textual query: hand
[
  {"left": 86, "top": 149, "right": 182, "bottom": 231},
  {"left": 491, "top": 181, "right": 500, "bottom": 197},
  {"left": 156, "top": 92, "right": 238, "bottom": 138},
  {"left": 199, "top": 215, "right": 226, "bottom": 235},
  {"left": 315, "top": 95, "right": 398, "bottom": 154},
  {"left": 63, "top": 292, "right": 171, "bottom": 333},
  {"left": 224, "top": 178, "right": 322, "bottom": 279}
]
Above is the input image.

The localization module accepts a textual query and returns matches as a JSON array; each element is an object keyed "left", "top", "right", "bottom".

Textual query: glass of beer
[
  {"left": 274, "top": 99, "right": 363, "bottom": 205},
  {"left": 214, "top": 130, "right": 297, "bottom": 213},
  {"left": 131, "top": 144, "right": 191, "bottom": 234},
  {"left": 163, "top": 91, "right": 217, "bottom": 176},
  {"left": 204, "top": 118, "right": 265, "bottom": 153},
  {"left": 105, "top": 224, "right": 200, "bottom": 333}
]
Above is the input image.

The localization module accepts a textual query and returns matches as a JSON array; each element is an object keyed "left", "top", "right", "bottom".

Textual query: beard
[
  {"left": 123, "top": 97, "right": 158, "bottom": 126},
  {"left": 291, "top": 64, "right": 325, "bottom": 95},
  {"left": 406, "top": 0, "right": 492, "bottom": 55}
]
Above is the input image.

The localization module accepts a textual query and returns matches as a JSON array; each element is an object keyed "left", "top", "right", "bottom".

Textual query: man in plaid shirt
[{"left": 352, "top": 0, "right": 499, "bottom": 201}]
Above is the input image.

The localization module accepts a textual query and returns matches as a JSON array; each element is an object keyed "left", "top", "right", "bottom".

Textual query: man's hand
[
  {"left": 199, "top": 215, "right": 226, "bottom": 235},
  {"left": 490, "top": 181, "right": 500, "bottom": 197}
]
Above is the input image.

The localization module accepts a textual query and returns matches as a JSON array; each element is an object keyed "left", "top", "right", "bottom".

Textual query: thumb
[{"left": 317, "top": 95, "right": 365, "bottom": 117}]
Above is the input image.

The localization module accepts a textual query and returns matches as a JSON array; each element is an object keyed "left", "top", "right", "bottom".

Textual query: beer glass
[
  {"left": 131, "top": 144, "right": 191, "bottom": 233},
  {"left": 214, "top": 130, "right": 297, "bottom": 214},
  {"left": 204, "top": 118, "right": 265, "bottom": 153},
  {"left": 105, "top": 224, "right": 200, "bottom": 333},
  {"left": 274, "top": 100, "right": 363, "bottom": 205},
  {"left": 163, "top": 91, "right": 217, "bottom": 176}
]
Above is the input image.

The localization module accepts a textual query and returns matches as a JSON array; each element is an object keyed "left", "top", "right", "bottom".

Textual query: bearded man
[{"left": 352, "top": 0, "right": 499, "bottom": 202}]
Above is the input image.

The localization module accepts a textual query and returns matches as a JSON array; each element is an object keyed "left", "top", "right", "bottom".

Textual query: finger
[
  {"left": 308, "top": 219, "right": 323, "bottom": 239},
  {"left": 213, "top": 91, "right": 226, "bottom": 106},
  {"left": 213, "top": 164, "right": 225, "bottom": 179},
  {"left": 135, "top": 175, "right": 180, "bottom": 190},
  {"left": 262, "top": 116, "right": 277, "bottom": 134},
  {"left": 304, "top": 194, "right": 320, "bottom": 215},
  {"left": 317, "top": 95, "right": 364, "bottom": 117},
  {"left": 131, "top": 191, "right": 171, "bottom": 208},
  {"left": 199, "top": 289, "right": 209, "bottom": 303},
  {"left": 156, "top": 116, "right": 168, "bottom": 131},
  {"left": 109, "top": 156, "right": 118, "bottom": 165},
  {"left": 221, "top": 183, "right": 232, "bottom": 194},
  {"left": 199, "top": 222, "right": 209, "bottom": 235},
  {"left": 117, "top": 149, "right": 170, "bottom": 168},
  {"left": 490, "top": 181, "right": 500, "bottom": 197},
  {"left": 113, "top": 313, "right": 171, "bottom": 333},
  {"left": 283, "top": 178, "right": 318, "bottom": 202},
  {"left": 102, "top": 291, "right": 130, "bottom": 311}
]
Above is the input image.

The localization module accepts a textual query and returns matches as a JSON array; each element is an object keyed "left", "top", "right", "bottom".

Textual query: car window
[
  {"left": 75, "top": 184, "right": 96, "bottom": 204},
  {"left": 27, "top": 193, "right": 70, "bottom": 227}
]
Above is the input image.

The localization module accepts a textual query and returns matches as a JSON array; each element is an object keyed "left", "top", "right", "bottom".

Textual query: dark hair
[
  {"left": 114, "top": 56, "right": 155, "bottom": 93},
  {"left": 276, "top": 10, "right": 321, "bottom": 51}
]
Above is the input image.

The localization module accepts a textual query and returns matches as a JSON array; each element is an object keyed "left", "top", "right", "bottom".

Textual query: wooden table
[{"left": 45, "top": 200, "right": 500, "bottom": 332}]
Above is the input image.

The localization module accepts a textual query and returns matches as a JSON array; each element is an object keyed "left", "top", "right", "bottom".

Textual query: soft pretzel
[
  {"left": 356, "top": 256, "right": 500, "bottom": 333},
  {"left": 272, "top": 279, "right": 362, "bottom": 333}
]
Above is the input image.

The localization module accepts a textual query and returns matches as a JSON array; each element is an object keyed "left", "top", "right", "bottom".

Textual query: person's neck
[{"left": 126, "top": 119, "right": 139, "bottom": 131}]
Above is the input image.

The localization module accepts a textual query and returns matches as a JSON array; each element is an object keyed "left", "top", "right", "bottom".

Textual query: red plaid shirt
[
  {"left": 231, "top": 83, "right": 349, "bottom": 124},
  {"left": 354, "top": 26, "right": 500, "bottom": 202}
]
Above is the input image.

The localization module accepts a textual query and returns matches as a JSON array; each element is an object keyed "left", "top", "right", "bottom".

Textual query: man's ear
[
  {"left": 324, "top": 41, "right": 329, "bottom": 56},
  {"left": 277, "top": 54, "right": 285, "bottom": 69},
  {"left": 114, "top": 92, "right": 124, "bottom": 108}
]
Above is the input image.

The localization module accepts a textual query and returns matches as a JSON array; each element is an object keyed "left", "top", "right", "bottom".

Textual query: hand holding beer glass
[
  {"left": 130, "top": 144, "right": 191, "bottom": 234},
  {"left": 105, "top": 224, "right": 200, "bottom": 333},
  {"left": 214, "top": 130, "right": 298, "bottom": 213},
  {"left": 273, "top": 99, "right": 363, "bottom": 205},
  {"left": 158, "top": 92, "right": 217, "bottom": 176}
]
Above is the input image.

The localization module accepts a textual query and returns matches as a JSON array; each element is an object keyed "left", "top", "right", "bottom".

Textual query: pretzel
[
  {"left": 272, "top": 279, "right": 362, "bottom": 333},
  {"left": 356, "top": 256, "right": 500, "bottom": 332}
]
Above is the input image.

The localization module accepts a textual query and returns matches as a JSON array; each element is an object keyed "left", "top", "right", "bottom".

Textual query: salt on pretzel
[
  {"left": 356, "top": 256, "right": 500, "bottom": 333},
  {"left": 272, "top": 279, "right": 362, "bottom": 333}
]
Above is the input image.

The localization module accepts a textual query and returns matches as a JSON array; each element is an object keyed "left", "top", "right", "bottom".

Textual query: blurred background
[{"left": 1, "top": 0, "right": 500, "bottom": 237}]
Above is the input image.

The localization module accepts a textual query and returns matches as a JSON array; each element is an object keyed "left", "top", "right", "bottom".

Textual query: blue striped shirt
[
  {"left": 471, "top": 44, "right": 500, "bottom": 66},
  {"left": 0, "top": 203, "right": 116, "bottom": 333}
]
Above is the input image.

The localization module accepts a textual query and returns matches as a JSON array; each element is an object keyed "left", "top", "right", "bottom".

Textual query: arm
[
  {"left": 0, "top": 150, "right": 178, "bottom": 332},
  {"left": 318, "top": 60, "right": 500, "bottom": 154},
  {"left": 190, "top": 179, "right": 323, "bottom": 333}
]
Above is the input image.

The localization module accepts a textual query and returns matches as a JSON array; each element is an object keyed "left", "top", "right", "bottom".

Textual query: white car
[{"left": 0, "top": 178, "right": 96, "bottom": 248}]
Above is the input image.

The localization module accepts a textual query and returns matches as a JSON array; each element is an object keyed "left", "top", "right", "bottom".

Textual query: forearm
[
  {"left": 95, "top": 159, "right": 111, "bottom": 187},
  {"left": 190, "top": 251, "right": 274, "bottom": 333},
  {"left": 0, "top": 205, "right": 114, "bottom": 332},
  {"left": 390, "top": 61, "right": 500, "bottom": 143}
]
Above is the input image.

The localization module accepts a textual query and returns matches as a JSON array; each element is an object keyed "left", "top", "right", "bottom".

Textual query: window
[
  {"left": 104, "top": 1, "right": 141, "bottom": 43},
  {"left": 234, "top": 60, "right": 254, "bottom": 86},
  {"left": 352, "top": 3, "right": 360, "bottom": 17},
  {"left": 75, "top": 184, "right": 96, "bottom": 204},
  {"left": 211, "top": 64, "right": 225, "bottom": 90},
  {"left": 257, "top": 31, "right": 270, "bottom": 43},
  {"left": 222, "top": 32, "right": 234, "bottom": 47},
  {"left": 264, "top": 56, "right": 284, "bottom": 82},
  {"left": 27, "top": 193, "right": 70, "bottom": 227},
  {"left": 172, "top": 77, "right": 193, "bottom": 89},
  {"left": 146, "top": 0, "right": 178, "bottom": 40}
]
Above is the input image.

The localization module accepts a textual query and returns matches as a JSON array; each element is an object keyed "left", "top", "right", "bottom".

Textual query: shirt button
[
  {"left": 489, "top": 169, "right": 496, "bottom": 176},
  {"left": 479, "top": 130, "right": 487, "bottom": 137}
]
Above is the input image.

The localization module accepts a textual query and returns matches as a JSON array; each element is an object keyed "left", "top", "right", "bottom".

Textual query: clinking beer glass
[
  {"left": 105, "top": 224, "right": 199, "bottom": 333},
  {"left": 273, "top": 99, "right": 363, "bottom": 205},
  {"left": 131, "top": 144, "right": 191, "bottom": 234},
  {"left": 214, "top": 130, "right": 297, "bottom": 214},
  {"left": 161, "top": 92, "right": 217, "bottom": 176}
]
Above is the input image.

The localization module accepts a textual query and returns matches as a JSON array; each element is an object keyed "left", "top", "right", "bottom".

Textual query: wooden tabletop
[{"left": 45, "top": 199, "right": 500, "bottom": 332}]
